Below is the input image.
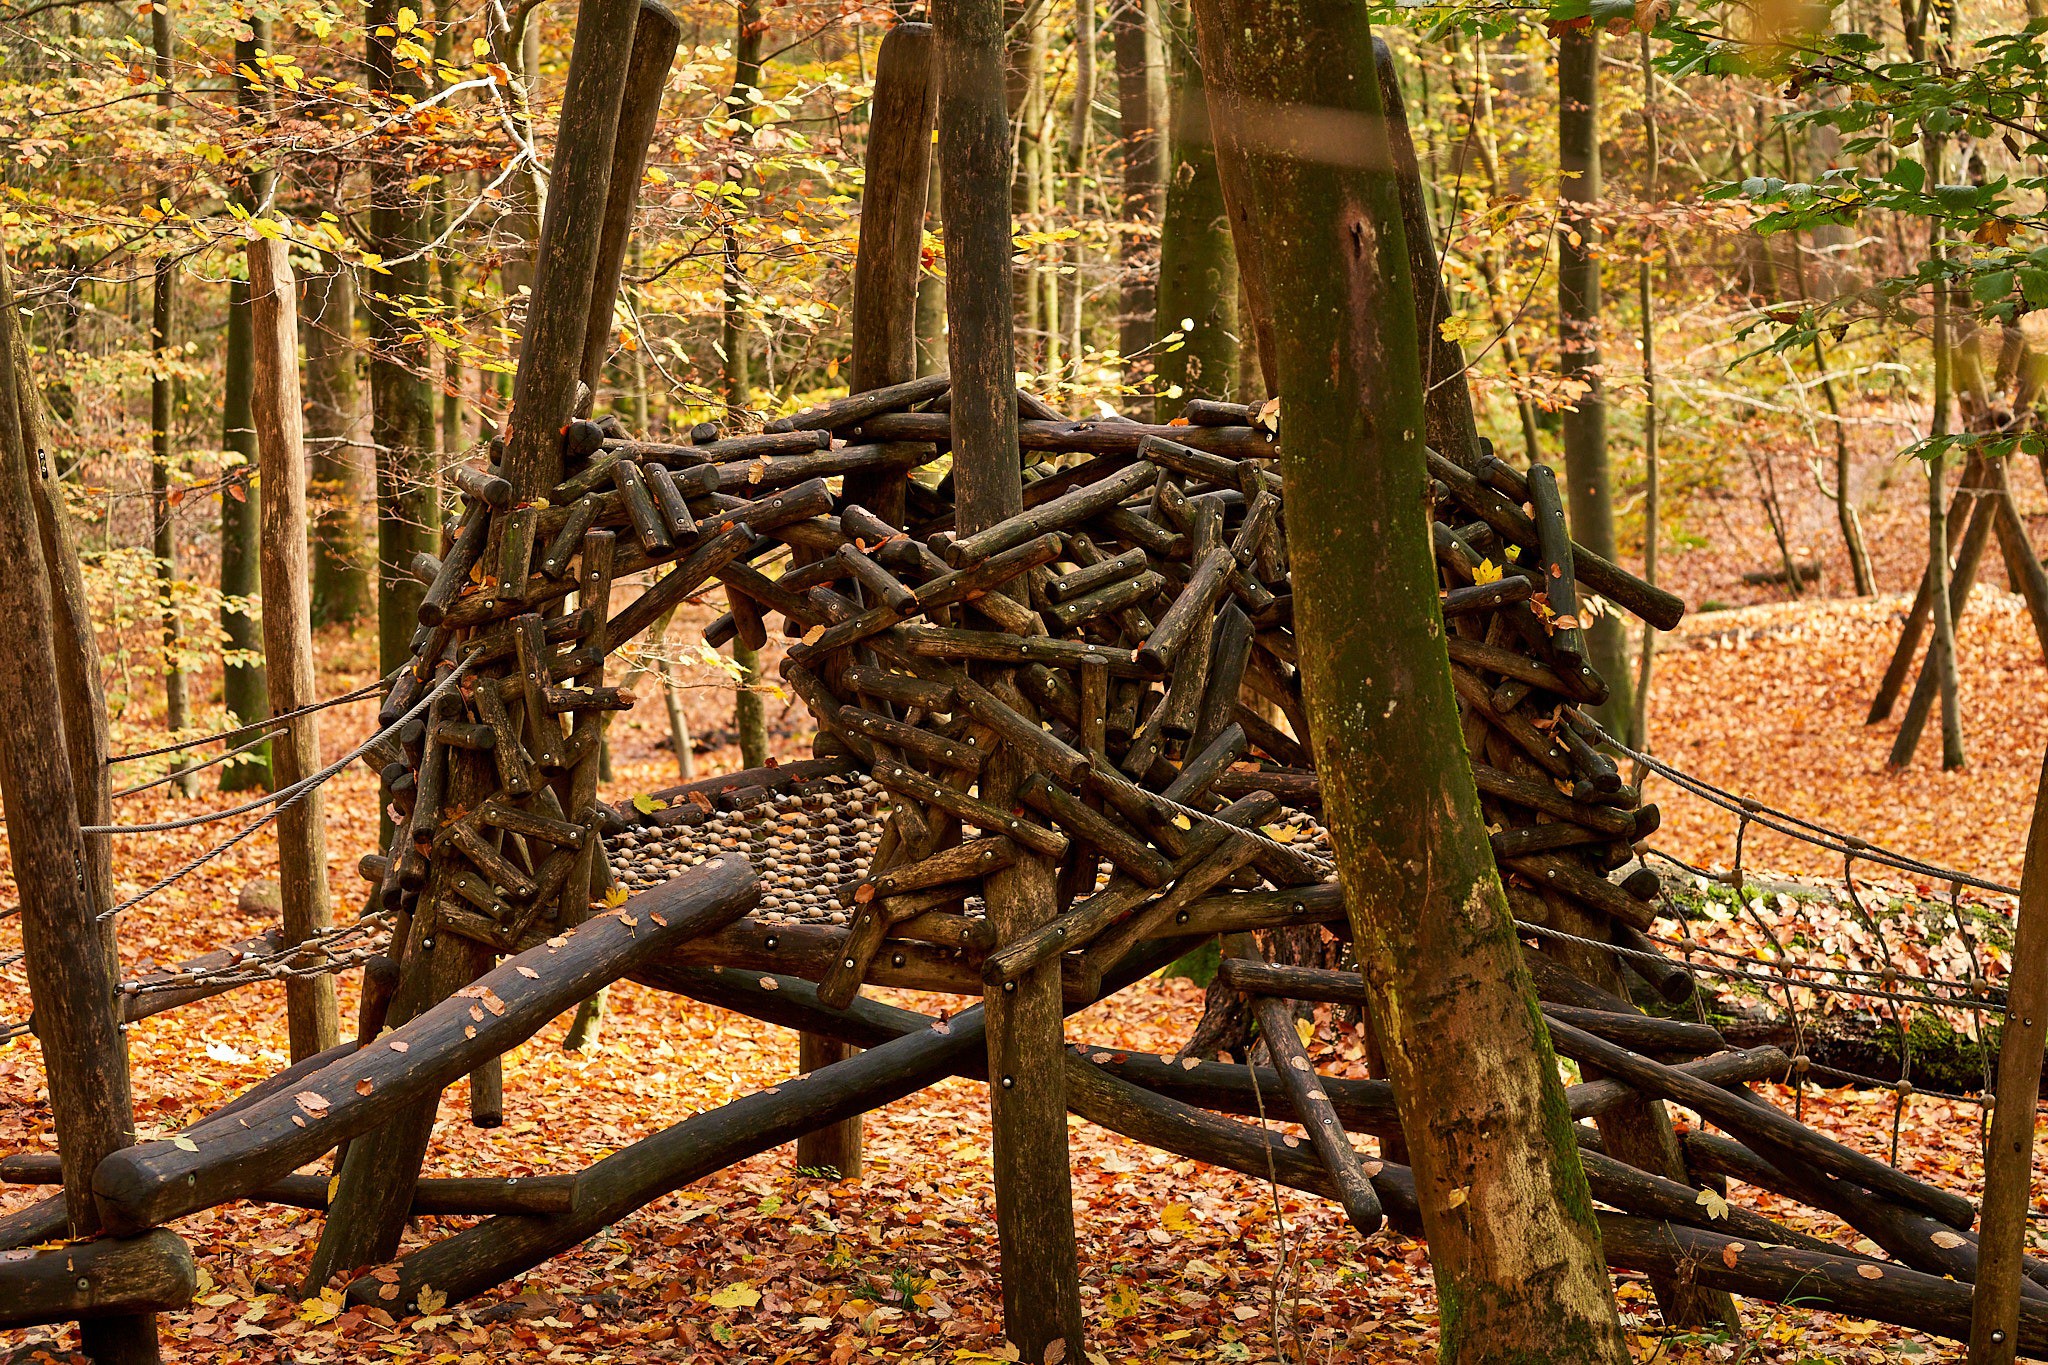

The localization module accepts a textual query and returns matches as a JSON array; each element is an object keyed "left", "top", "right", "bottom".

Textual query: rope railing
[{"left": 103, "top": 671, "right": 395, "bottom": 766}]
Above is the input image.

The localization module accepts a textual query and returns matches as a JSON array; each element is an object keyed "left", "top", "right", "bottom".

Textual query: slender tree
[
  {"left": 367, "top": 0, "right": 440, "bottom": 684},
  {"left": 219, "top": 24, "right": 274, "bottom": 791},
  {"left": 1063, "top": 0, "right": 1096, "bottom": 384},
  {"left": 150, "top": 0, "right": 194, "bottom": 796},
  {"left": 1557, "top": 23, "right": 1633, "bottom": 733},
  {"left": 304, "top": 263, "right": 371, "bottom": 626},
  {"left": 1631, "top": 30, "right": 1659, "bottom": 753},
  {"left": 1112, "top": 0, "right": 1166, "bottom": 378},
  {"left": 1195, "top": 5, "right": 1632, "bottom": 1359},
  {"left": 1154, "top": 0, "right": 1235, "bottom": 417},
  {"left": 725, "top": 0, "right": 769, "bottom": 772}
]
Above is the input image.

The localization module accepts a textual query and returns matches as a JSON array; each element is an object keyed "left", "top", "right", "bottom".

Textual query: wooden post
[
  {"left": 1969, "top": 747, "right": 2048, "bottom": 1363},
  {"left": 842, "top": 20, "right": 938, "bottom": 525},
  {"left": 498, "top": 0, "right": 644, "bottom": 496},
  {"left": 0, "top": 234, "right": 159, "bottom": 1362},
  {"left": 2, "top": 257, "right": 112, "bottom": 910},
  {"left": 577, "top": 0, "right": 683, "bottom": 399},
  {"left": 790, "top": 19, "right": 938, "bottom": 1182},
  {"left": 935, "top": 0, "right": 1084, "bottom": 1357},
  {"left": 247, "top": 237, "right": 342, "bottom": 1062}
]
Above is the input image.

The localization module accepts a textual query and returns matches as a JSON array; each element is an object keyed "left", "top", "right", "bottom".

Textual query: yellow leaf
[
  {"left": 631, "top": 793, "right": 668, "bottom": 815},
  {"left": 395, "top": 5, "right": 417, "bottom": 30},
  {"left": 604, "top": 885, "right": 630, "bottom": 909},
  {"left": 416, "top": 1285, "right": 447, "bottom": 1313},
  {"left": 707, "top": 1282, "right": 761, "bottom": 1310},
  {"left": 1161, "top": 1202, "right": 1195, "bottom": 1234},
  {"left": 1444, "top": 1186, "right": 1468, "bottom": 1209},
  {"left": 1294, "top": 1016, "right": 1315, "bottom": 1048},
  {"left": 1260, "top": 823, "right": 1298, "bottom": 843},
  {"left": 1695, "top": 1187, "right": 1729, "bottom": 1221},
  {"left": 1472, "top": 558, "right": 1504, "bottom": 586}
]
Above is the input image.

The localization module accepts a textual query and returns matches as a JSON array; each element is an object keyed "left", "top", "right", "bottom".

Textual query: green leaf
[
  {"left": 1884, "top": 158, "right": 1925, "bottom": 192},
  {"left": 1932, "top": 183, "right": 1983, "bottom": 214},
  {"left": 1972, "top": 270, "right": 2015, "bottom": 305}
]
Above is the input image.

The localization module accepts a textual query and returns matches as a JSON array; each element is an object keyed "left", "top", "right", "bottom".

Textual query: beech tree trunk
[
  {"left": 1154, "top": 0, "right": 1236, "bottom": 417},
  {"left": 1113, "top": 0, "right": 1166, "bottom": 378},
  {"left": 303, "top": 264, "right": 371, "bottom": 626},
  {"left": 150, "top": 1, "right": 194, "bottom": 797},
  {"left": 367, "top": 0, "right": 440, "bottom": 684},
  {"left": 220, "top": 273, "right": 271, "bottom": 790},
  {"left": 219, "top": 26, "right": 273, "bottom": 791},
  {"left": 1557, "top": 26, "right": 1633, "bottom": 736},
  {"left": 1194, "top": 8, "right": 1631, "bottom": 1360}
]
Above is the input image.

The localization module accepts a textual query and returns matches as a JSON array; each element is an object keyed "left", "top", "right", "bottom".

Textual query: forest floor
[{"left": 5, "top": 446, "right": 2048, "bottom": 1363}]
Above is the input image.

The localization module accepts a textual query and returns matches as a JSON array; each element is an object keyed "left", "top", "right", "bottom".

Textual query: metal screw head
[
  {"left": 1003, "top": 981, "right": 1016, "bottom": 993},
  {"left": 764, "top": 935, "right": 779, "bottom": 950},
  {"left": 891, "top": 954, "right": 905, "bottom": 968},
  {"left": 843, "top": 958, "right": 855, "bottom": 969},
  {"left": 1001, "top": 1076, "right": 1014, "bottom": 1089}
]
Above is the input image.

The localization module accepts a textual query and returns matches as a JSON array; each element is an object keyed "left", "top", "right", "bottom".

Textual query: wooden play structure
[{"left": 5, "top": 5, "right": 2048, "bottom": 1362}]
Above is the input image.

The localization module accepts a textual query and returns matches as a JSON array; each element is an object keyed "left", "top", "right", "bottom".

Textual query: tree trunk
[
  {"left": 1194, "top": 9, "right": 1631, "bottom": 1360},
  {"left": 938, "top": 0, "right": 1084, "bottom": 1353},
  {"left": 1154, "top": 0, "right": 1236, "bottom": 417},
  {"left": 367, "top": 0, "right": 440, "bottom": 686},
  {"left": 304, "top": 264, "right": 371, "bottom": 626},
  {"left": 1557, "top": 25, "right": 1633, "bottom": 736},
  {"left": 220, "top": 273, "right": 271, "bottom": 790},
  {"left": 150, "top": 1, "right": 194, "bottom": 797},
  {"left": 915, "top": 163, "right": 947, "bottom": 376},
  {"left": 1921, "top": 129, "right": 1965, "bottom": 771},
  {"left": 220, "top": 26, "right": 274, "bottom": 792},
  {"left": 1631, "top": 29, "right": 1660, "bottom": 750},
  {"left": 1114, "top": 0, "right": 1167, "bottom": 380},
  {"left": 1063, "top": 0, "right": 1096, "bottom": 383}
]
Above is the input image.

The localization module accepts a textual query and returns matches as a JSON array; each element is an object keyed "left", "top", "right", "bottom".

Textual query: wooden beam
[
  {"left": 92, "top": 856, "right": 757, "bottom": 1235},
  {"left": 0, "top": 1230, "right": 196, "bottom": 1330},
  {"left": 247, "top": 236, "right": 342, "bottom": 1061}
]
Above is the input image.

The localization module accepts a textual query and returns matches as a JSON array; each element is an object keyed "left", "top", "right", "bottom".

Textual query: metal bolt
[
  {"left": 1001, "top": 1076, "right": 1014, "bottom": 1089},
  {"left": 1003, "top": 981, "right": 1016, "bottom": 993}
]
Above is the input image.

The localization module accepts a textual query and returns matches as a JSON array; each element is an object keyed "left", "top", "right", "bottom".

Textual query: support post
[
  {"left": 497, "top": 0, "right": 644, "bottom": 495},
  {"left": 247, "top": 237, "right": 342, "bottom": 1061},
  {"left": 791, "top": 20, "right": 938, "bottom": 1181},
  {"left": 842, "top": 20, "right": 938, "bottom": 525},
  {"left": 1969, "top": 747, "right": 2048, "bottom": 1364},
  {"left": 0, "top": 232, "right": 158, "bottom": 1362},
  {"left": 935, "top": 0, "right": 1083, "bottom": 1355}
]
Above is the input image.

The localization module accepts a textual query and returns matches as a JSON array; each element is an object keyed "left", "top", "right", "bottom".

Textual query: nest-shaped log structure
[{"left": 91, "top": 376, "right": 2040, "bottom": 1347}]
